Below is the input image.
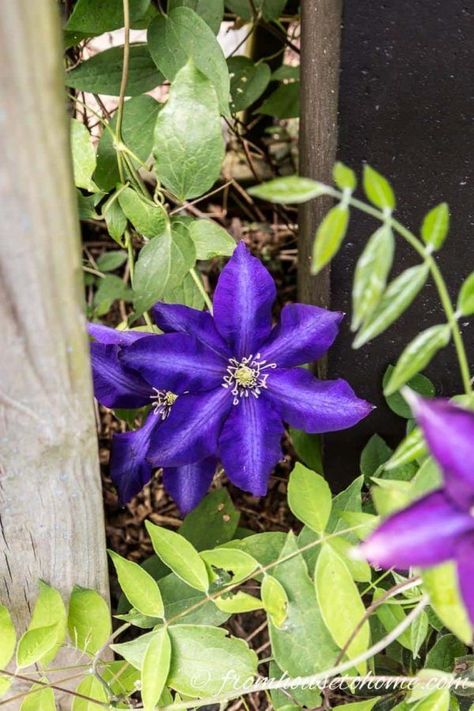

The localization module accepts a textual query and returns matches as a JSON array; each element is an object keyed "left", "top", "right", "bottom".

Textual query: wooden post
[
  {"left": 0, "top": 0, "right": 108, "bottom": 656},
  {"left": 298, "top": 0, "right": 343, "bottom": 344}
]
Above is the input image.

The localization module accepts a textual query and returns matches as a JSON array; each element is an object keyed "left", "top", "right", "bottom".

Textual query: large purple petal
[
  {"left": 88, "top": 322, "right": 151, "bottom": 345},
  {"left": 406, "top": 392, "right": 474, "bottom": 511},
  {"left": 219, "top": 397, "right": 284, "bottom": 496},
  {"left": 264, "top": 367, "right": 373, "bottom": 432},
  {"left": 360, "top": 490, "right": 474, "bottom": 569},
  {"left": 162, "top": 458, "right": 218, "bottom": 515},
  {"left": 151, "top": 303, "right": 230, "bottom": 357},
  {"left": 259, "top": 304, "right": 343, "bottom": 368},
  {"left": 455, "top": 533, "right": 474, "bottom": 627},
  {"left": 90, "top": 343, "right": 152, "bottom": 409},
  {"left": 120, "top": 333, "right": 226, "bottom": 393},
  {"left": 110, "top": 412, "right": 160, "bottom": 503},
  {"left": 213, "top": 242, "right": 276, "bottom": 358},
  {"left": 148, "top": 387, "right": 232, "bottom": 467}
]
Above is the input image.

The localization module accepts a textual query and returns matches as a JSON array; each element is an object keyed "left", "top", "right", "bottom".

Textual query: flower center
[
  {"left": 222, "top": 354, "right": 277, "bottom": 406},
  {"left": 150, "top": 388, "right": 177, "bottom": 420}
]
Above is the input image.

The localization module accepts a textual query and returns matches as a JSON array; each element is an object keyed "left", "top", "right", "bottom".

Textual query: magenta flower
[
  {"left": 119, "top": 242, "right": 372, "bottom": 500},
  {"left": 88, "top": 323, "right": 217, "bottom": 513},
  {"left": 360, "top": 392, "right": 474, "bottom": 625}
]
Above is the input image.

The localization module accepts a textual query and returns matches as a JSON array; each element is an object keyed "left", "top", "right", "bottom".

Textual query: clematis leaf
[
  {"left": 353, "top": 263, "right": 430, "bottom": 348},
  {"left": 385, "top": 427, "right": 427, "bottom": 469},
  {"left": 312, "top": 203, "right": 349, "bottom": 274},
  {"left": 333, "top": 161, "right": 357, "bottom": 191},
  {"left": 214, "top": 592, "right": 262, "bottom": 613},
  {"left": 189, "top": 219, "right": 236, "bottom": 260},
  {"left": 328, "top": 537, "right": 371, "bottom": 583},
  {"left": 200, "top": 548, "right": 259, "bottom": 585},
  {"left": 67, "top": 586, "right": 111, "bottom": 655},
  {"left": 352, "top": 224, "right": 395, "bottom": 330},
  {"left": 425, "top": 633, "right": 466, "bottom": 672},
  {"left": 421, "top": 202, "right": 450, "bottom": 251},
  {"left": 146, "top": 521, "right": 209, "bottom": 592},
  {"left": 16, "top": 582, "right": 66, "bottom": 668},
  {"left": 257, "top": 82, "right": 300, "bottom": 119},
  {"left": 248, "top": 175, "right": 327, "bottom": 204},
  {"left": 71, "top": 676, "right": 108, "bottom": 710},
  {"left": 288, "top": 463, "right": 332, "bottom": 534},
  {"left": 363, "top": 165, "right": 396, "bottom": 211},
  {"left": 261, "top": 574, "right": 288, "bottom": 628},
  {"left": 383, "top": 366, "right": 435, "bottom": 418},
  {"left": 384, "top": 324, "right": 452, "bottom": 395},
  {"left": 168, "top": 0, "right": 224, "bottom": 34},
  {"left": 70, "top": 118, "right": 97, "bottom": 192},
  {"left": 20, "top": 686, "right": 56, "bottom": 711},
  {"left": 457, "top": 272, "right": 474, "bottom": 316},
  {"left": 0, "top": 605, "right": 16, "bottom": 669},
  {"left": 118, "top": 187, "right": 168, "bottom": 238},
  {"left": 409, "top": 688, "right": 450, "bottom": 711},
  {"left": 141, "top": 627, "right": 171, "bottom": 711},
  {"left": 227, "top": 56, "right": 271, "bottom": 112},
  {"left": 423, "top": 563, "right": 472, "bottom": 644},
  {"left": 65, "top": 0, "right": 151, "bottom": 33},
  {"left": 108, "top": 550, "right": 164, "bottom": 618}
]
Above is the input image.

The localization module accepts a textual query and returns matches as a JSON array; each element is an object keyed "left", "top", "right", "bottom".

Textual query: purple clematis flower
[
  {"left": 119, "top": 242, "right": 372, "bottom": 499},
  {"left": 88, "top": 323, "right": 217, "bottom": 514},
  {"left": 360, "top": 391, "right": 474, "bottom": 626}
]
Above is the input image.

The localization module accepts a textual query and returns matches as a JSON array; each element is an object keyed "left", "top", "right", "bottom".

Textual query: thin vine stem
[
  {"left": 190, "top": 267, "right": 213, "bottom": 314},
  {"left": 325, "top": 186, "right": 472, "bottom": 395}
]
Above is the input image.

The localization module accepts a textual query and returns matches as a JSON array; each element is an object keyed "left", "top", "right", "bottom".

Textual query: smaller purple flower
[
  {"left": 120, "top": 242, "right": 373, "bottom": 498},
  {"left": 360, "top": 391, "right": 474, "bottom": 626},
  {"left": 87, "top": 323, "right": 217, "bottom": 514}
]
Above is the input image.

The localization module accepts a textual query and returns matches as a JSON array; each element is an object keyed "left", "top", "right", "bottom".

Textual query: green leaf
[
  {"left": 66, "top": 45, "right": 162, "bottom": 96},
  {"left": 410, "top": 609, "right": 429, "bottom": 658},
  {"left": 457, "top": 272, "right": 474, "bottom": 316},
  {"left": 94, "top": 95, "right": 160, "bottom": 191},
  {"left": 153, "top": 61, "right": 224, "bottom": 200},
  {"left": 200, "top": 548, "right": 258, "bottom": 585},
  {"left": 141, "top": 627, "right": 172, "bottom": 711},
  {"left": 168, "top": 625, "right": 258, "bottom": 696},
  {"left": 77, "top": 190, "right": 102, "bottom": 220},
  {"left": 373, "top": 587, "right": 412, "bottom": 650},
  {"left": 385, "top": 426, "right": 427, "bottom": 470},
  {"left": 146, "top": 521, "right": 209, "bottom": 592},
  {"left": 425, "top": 633, "right": 467, "bottom": 672},
  {"left": 180, "top": 488, "right": 240, "bottom": 550},
  {"left": 338, "top": 700, "right": 381, "bottom": 711},
  {"left": 118, "top": 187, "right": 168, "bottom": 238},
  {"left": 352, "top": 225, "right": 395, "bottom": 330},
  {"left": 410, "top": 689, "right": 450, "bottom": 711},
  {"left": 422, "top": 563, "right": 472, "bottom": 644},
  {"left": 383, "top": 366, "right": 436, "bottom": 418},
  {"left": 421, "top": 202, "right": 450, "bottom": 251},
  {"left": 287, "top": 463, "right": 332, "bottom": 534},
  {"left": 315, "top": 543, "right": 370, "bottom": 673},
  {"left": 17, "top": 582, "right": 66, "bottom": 668},
  {"left": 20, "top": 687, "right": 56, "bottom": 711},
  {"left": 360, "top": 434, "right": 392, "bottom": 480},
  {"left": 271, "top": 64, "right": 299, "bottom": 81},
  {"left": 0, "top": 677, "right": 11, "bottom": 699},
  {"left": 214, "top": 591, "right": 262, "bottom": 613},
  {"left": 189, "top": 219, "right": 236, "bottom": 259},
  {"left": 0, "top": 605, "right": 16, "bottom": 668},
  {"left": 353, "top": 263, "right": 430, "bottom": 348},
  {"left": 312, "top": 204, "right": 349, "bottom": 274},
  {"left": 169, "top": 0, "right": 224, "bottom": 33},
  {"left": 228, "top": 57, "right": 271, "bottom": 112},
  {"left": 363, "top": 165, "right": 396, "bottom": 211},
  {"left": 163, "top": 272, "right": 205, "bottom": 309},
  {"left": 339, "top": 511, "right": 379, "bottom": 540},
  {"left": 160, "top": 572, "right": 228, "bottom": 625},
  {"left": 225, "top": 0, "right": 286, "bottom": 21},
  {"left": 333, "top": 161, "right": 357, "bottom": 191},
  {"left": 70, "top": 119, "right": 97, "bottom": 191},
  {"left": 328, "top": 537, "right": 371, "bottom": 583},
  {"left": 257, "top": 82, "right": 300, "bottom": 119},
  {"left": 289, "top": 428, "right": 323, "bottom": 473},
  {"left": 67, "top": 586, "right": 111, "bottom": 655},
  {"left": 133, "top": 218, "right": 196, "bottom": 316},
  {"left": 93, "top": 274, "right": 133, "bottom": 316},
  {"left": 109, "top": 550, "right": 164, "bottom": 617},
  {"left": 269, "top": 660, "right": 320, "bottom": 710},
  {"left": 261, "top": 574, "right": 288, "bottom": 628},
  {"left": 102, "top": 197, "right": 127, "bottom": 244},
  {"left": 384, "top": 324, "right": 451, "bottom": 395},
  {"left": 249, "top": 176, "right": 327, "bottom": 204},
  {"left": 65, "top": 0, "right": 151, "bottom": 33},
  {"left": 96, "top": 250, "right": 127, "bottom": 272},
  {"left": 148, "top": 7, "right": 230, "bottom": 114},
  {"left": 71, "top": 676, "right": 108, "bottom": 710}
]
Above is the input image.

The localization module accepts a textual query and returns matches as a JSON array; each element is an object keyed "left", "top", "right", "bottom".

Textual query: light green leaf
[
  {"left": 353, "top": 263, "right": 430, "bottom": 348},
  {"left": 159, "top": 572, "right": 228, "bottom": 626},
  {"left": 168, "top": 0, "right": 224, "bottom": 33},
  {"left": 328, "top": 537, "right": 371, "bottom": 583},
  {"left": 422, "top": 563, "right": 472, "bottom": 644},
  {"left": 339, "top": 511, "right": 379, "bottom": 540},
  {"left": 20, "top": 687, "right": 56, "bottom": 711},
  {"left": 312, "top": 203, "right": 349, "bottom": 274},
  {"left": 17, "top": 581, "right": 66, "bottom": 668},
  {"left": 333, "top": 161, "right": 357, "bottom": 191},
  {"left": 385, "top": 426, "right": 427, "bottom": 470},
  {"left": 214, "top": 591, "right": 262, "bottom": 613},
  {"left": 457, "top": 272, "right": 474, "bottom": 316},
  {"left": 93, "top": 274, "right": 133, "bottom": 316},
  {"left": 249, "top": 176, "right": 327, "bottom": 204},
  {"left": 16, "top": 625, "right": 60, "bottom": 669},
  {"left": 373, "top": 587, "right": 416, "bottom": 651},
  {"left": 153, "top": 61, "right": 224, "bottom": 200},
  {"left": 102, "top": 197, "right": 127, "bottom": 244},
  {"left": 66, "top": 45, "right": 162, "bottom": 96},
  {"left": 118, "top": 187, "right": 168, "bottom": 238},
  {"left": 133, "top": 217, "right": 196, "bottom": 315},
  {"left": 0, "top": 605, "right": 16, "bottom": 668},
  {"left": 271, "top": 64, "right": 299, "bottom": 81},
  {"left": 410, "top": 688, "right": 450, "bottom": 711},
  {"left": 148, "top": 7, "right": 229, "bottom": 114},
  {"left": 360, "top": 433, "right": 393, "bottom": 479},
  {"left": 339, "top": 700, "right": 381, "bottom": 711},
  {"left": 287, "top": 463, "right": 332, "bottom": 534},
  {"left": 167, "top": 625, "right": 258, "bottom": 696},
  {"left": 70, "top": 118, "right": 97, "bottom": 192},
  {"left": 146, "top": 521, "right": 209, "bottom": 592},
  {"left": 141, "top": 628, "right": 172, "bottom": 711},
  {"left": 383, "top": 366, "right": 435, "bottom": 418},
  {"left": 111, "top": 630, "right": 156, "bottom": 670},
  {"left": 421, "top": 202, "right": 450, "bottom": 251},
  {"left": 352, "top": 224, "right": 395, "bottom": 330},
  {"left": 163, "top": 271, "right": 205, "bottom": 309},
  {"left": 0, "top": 676, "right": 11, "bottom": 699},
  {"left": 228, "top": 57, "right": 271, "bottom": 112},
  {"left": 67, "top": 586, "right": 111, "bottom": 655},
  {"left": 71, "top": 676, "right": 108, "bottom": 710},
  {"left": 289, "top": 428, "right": 323, "bottom": 473},
  {"left": 94, "top": 95, "right": 160, "bottom": 191},
  {"left": 65, "top": 0, "right": 151, "bottom": 33},
  {"left": 410, "top": 609, "right": 429, "bottom": 658},
  {"left": 261, "top": 574, "right": 288, "bottom": 628},
  {"left": 189, "top": 219, "right": 236, "bottom": 259},
  {"left": 109, "top": 550, "right": 164, "bottom": 618},
  {"left": 200, "top": 548, "right": 258, "bottom": 584},
  {"left": 96, "top": 250, "right": 127, "bottom": 272},
  {"left": 363, "top": 165, "right": 396, "bottom": 211},
  {"left": 257, "top": 82, "right": 299, "bottom": 119},
  {"left": 384, "top": 324, "right": 451, "bottom": 395},
  {"left": 315, "top": 543, "right": 370, "bottom": 673}
]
